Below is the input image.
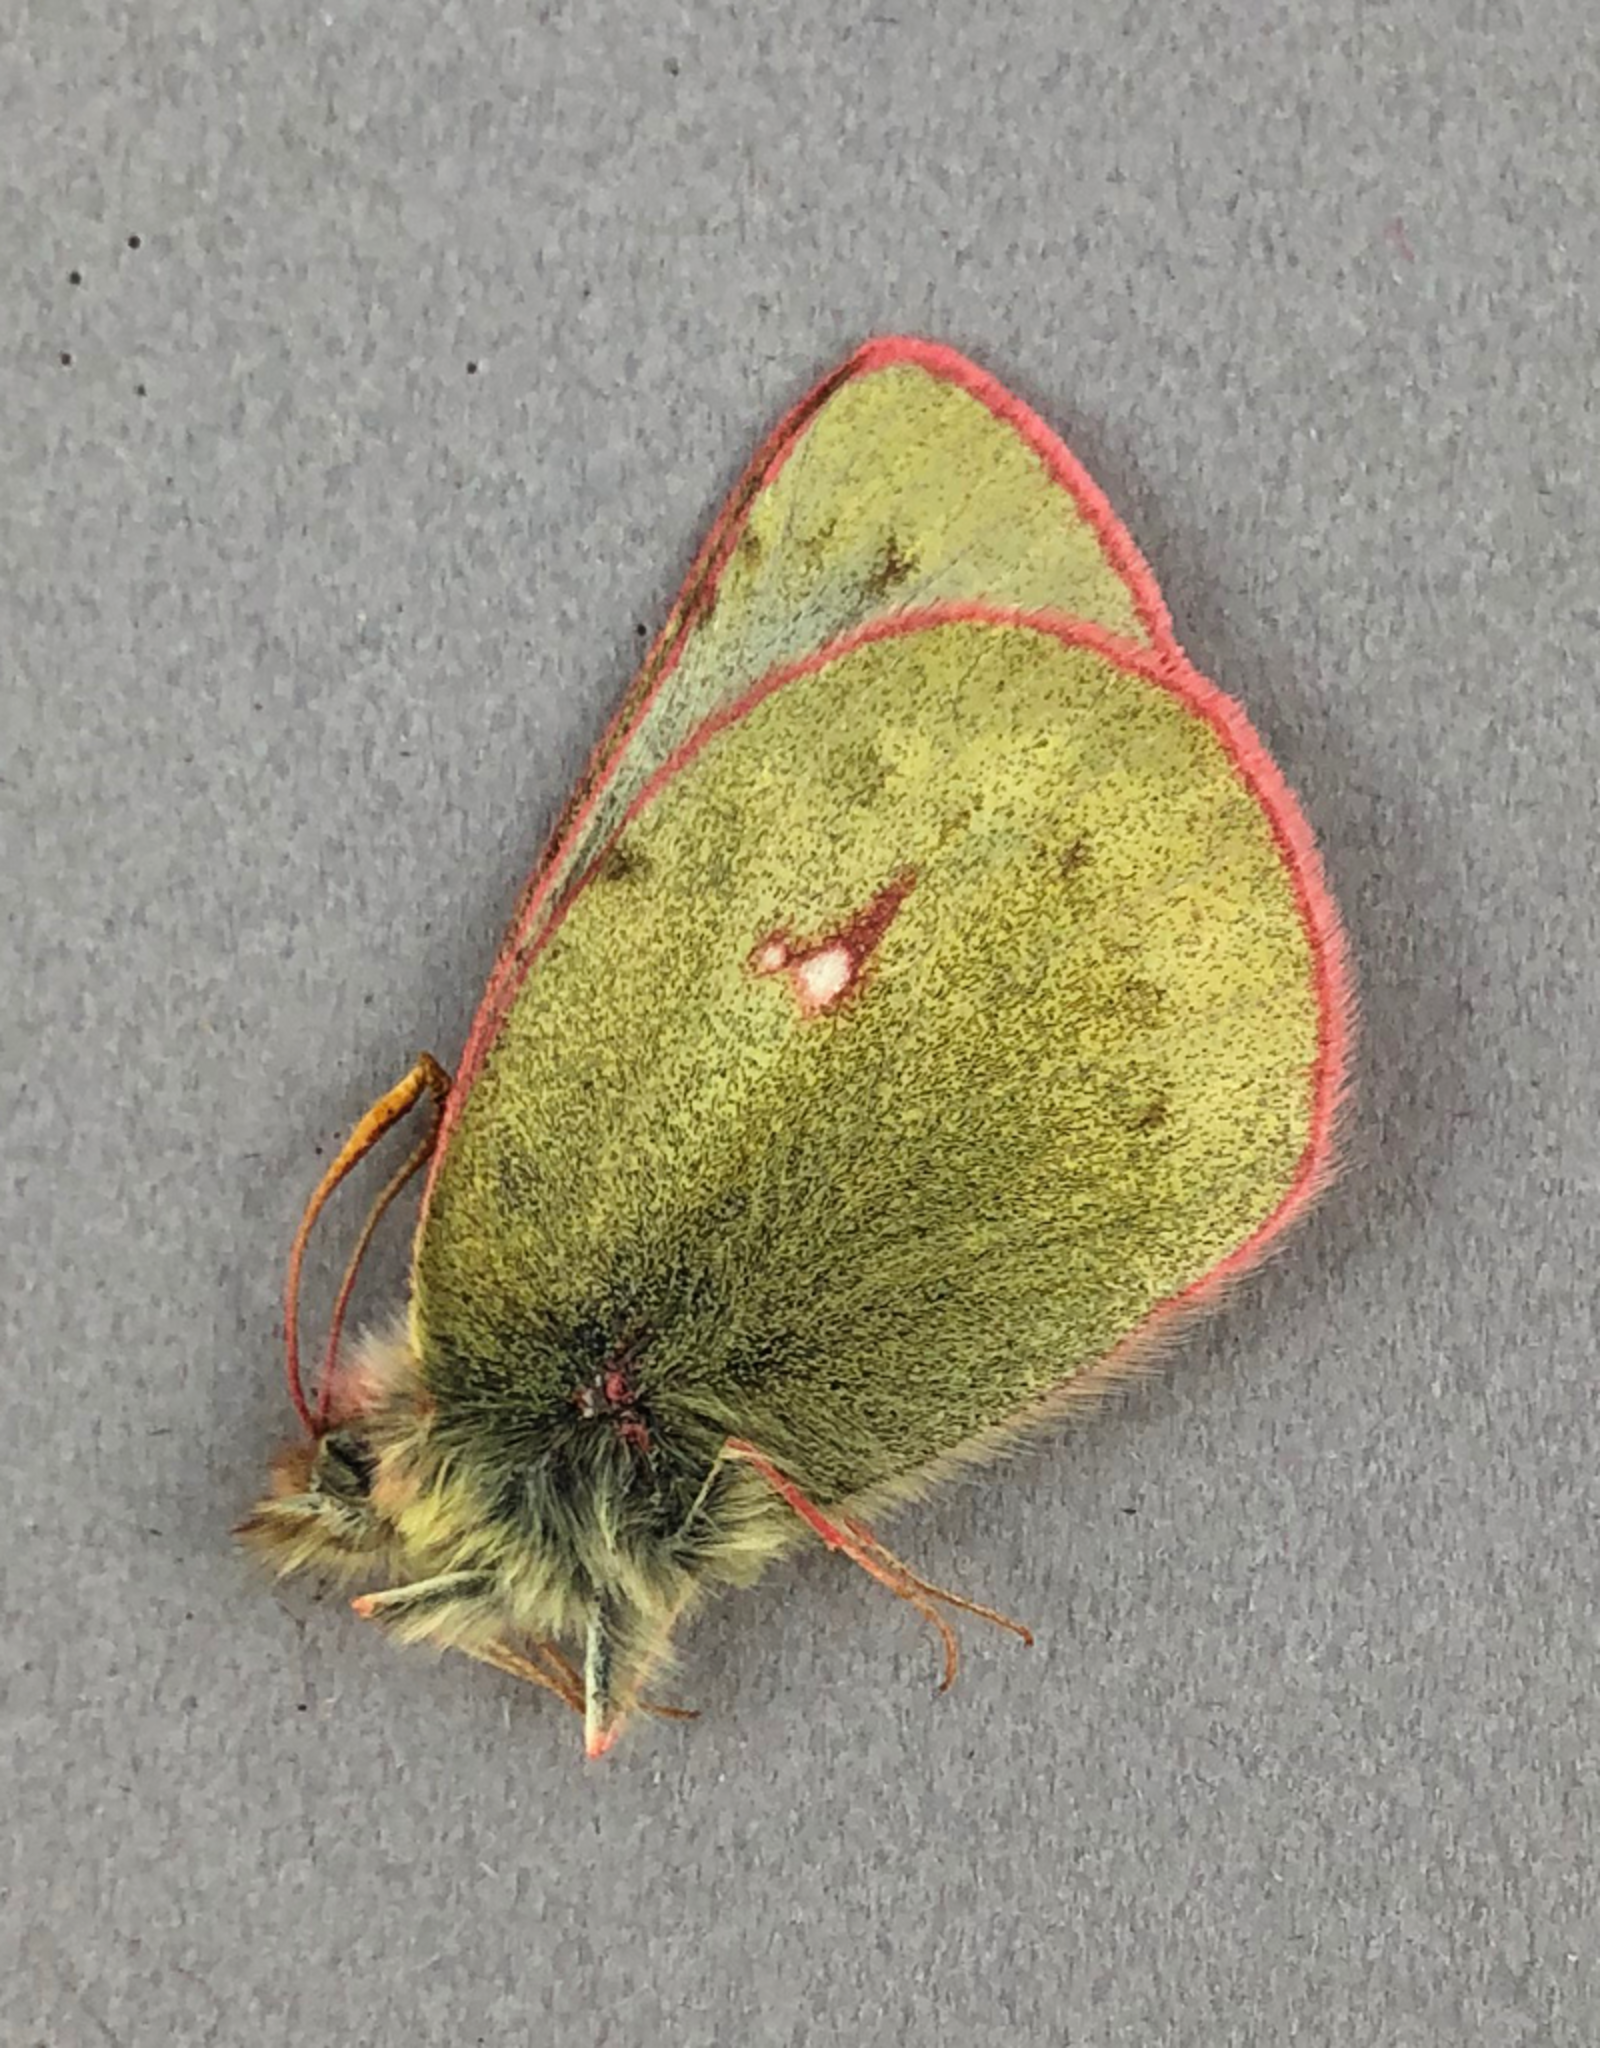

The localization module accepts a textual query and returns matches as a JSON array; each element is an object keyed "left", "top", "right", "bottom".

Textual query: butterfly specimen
[{"left": 240, "top": 338, "right": 1350, "bottom": 1757}]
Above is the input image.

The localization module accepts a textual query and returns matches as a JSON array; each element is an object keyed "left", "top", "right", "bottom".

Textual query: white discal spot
[
  {"left": 796, "top": 946, "right": 854, "bottom": 1012},
  {"left": 750, "top": 870, "right": 915, "bottom": 1020}
]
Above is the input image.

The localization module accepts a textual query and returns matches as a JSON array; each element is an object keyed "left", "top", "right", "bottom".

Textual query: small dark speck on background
[
  {"left": 127, "top": 232, "right": 142, "bottom": 248},
  {"left": 68, "top": 268, "right": 82, "bottom": 285},
  {"left": 466, "top": 360, "right": 479, "bottom": 374},
  {"left": 135, "top": 382, "right": 147, "bottom": 397},
  {"left": 58, "top": 350, "right": 72, "bottom": 366},
  {"left": 665, "top": 56, "right": 681, "bottom": 74}
]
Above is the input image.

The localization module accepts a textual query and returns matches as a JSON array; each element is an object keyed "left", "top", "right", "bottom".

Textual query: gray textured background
[{"left": 3, "top": 3, "right": 1596, "bottom": 2043}]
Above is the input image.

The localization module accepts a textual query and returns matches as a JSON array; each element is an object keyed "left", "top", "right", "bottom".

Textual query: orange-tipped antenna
[
  {"left": 283, "top": 1054, "right": 450, "bottom": 1436},
  {"left": 725, "top": 1439, "right": 1033, "bottom": 1693},
  {"left": 314, "top": 1119, "right": 438, "bottom": 1434}
]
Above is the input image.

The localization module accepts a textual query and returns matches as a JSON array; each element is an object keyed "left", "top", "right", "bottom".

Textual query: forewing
[
  {"left": 469, "top": 340, "right": 1174, "bottom": 1069},
  {"left": 416, "top": 614, "right": 1345, "bottom": 1501}
]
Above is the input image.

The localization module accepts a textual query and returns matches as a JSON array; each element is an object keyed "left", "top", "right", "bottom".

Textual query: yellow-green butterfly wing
[{"left": 416, "top": 609, "right": 1346, "bottom": 1508}]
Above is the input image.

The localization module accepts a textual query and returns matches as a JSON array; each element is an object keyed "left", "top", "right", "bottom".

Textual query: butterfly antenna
[{"left": 283, "top": 1053, "right": 450, "bottom": 1436}]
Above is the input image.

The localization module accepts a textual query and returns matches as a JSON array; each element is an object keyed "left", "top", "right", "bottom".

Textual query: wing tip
[{"left": 830, "top": 334, "right": 1179, "bottom": 660}]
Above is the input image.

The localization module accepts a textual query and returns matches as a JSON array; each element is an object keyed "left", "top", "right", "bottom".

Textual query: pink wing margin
[{"left": 419, "top": 341, "right": 1352, "bottom": 1278}]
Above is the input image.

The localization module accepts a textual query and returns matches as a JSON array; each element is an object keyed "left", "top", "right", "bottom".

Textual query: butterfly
[{"left": 240, "top": 337, "right": 1350, "bottom": 1758}]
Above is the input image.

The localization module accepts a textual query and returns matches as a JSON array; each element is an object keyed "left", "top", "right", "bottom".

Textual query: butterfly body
[{"left": 242, "top": 341, "right": 1349, "bottom": 1756}]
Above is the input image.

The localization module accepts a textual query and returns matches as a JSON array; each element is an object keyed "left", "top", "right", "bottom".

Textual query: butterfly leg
[
  {"left": 466, "top": 1634, "right": 699, "bottom": 1731},
  {"left": 351, "top": 1592, "right": 591, "bottom": 1718},
  {"left": 471, "top": 1637, "right": 586, "bottom": 1715},
  {"left": 724, "top": 1440, "right": 1033, "bottom": 1693}
]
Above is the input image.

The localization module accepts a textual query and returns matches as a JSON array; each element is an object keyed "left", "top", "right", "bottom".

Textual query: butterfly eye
[{"left": 313, "top": 1430, "right": 377, "bottom": 1505}]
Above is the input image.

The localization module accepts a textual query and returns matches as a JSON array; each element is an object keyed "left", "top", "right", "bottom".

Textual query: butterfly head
[{"left": 236, "top": 1325, "right": 798, "bottom": 1754}]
